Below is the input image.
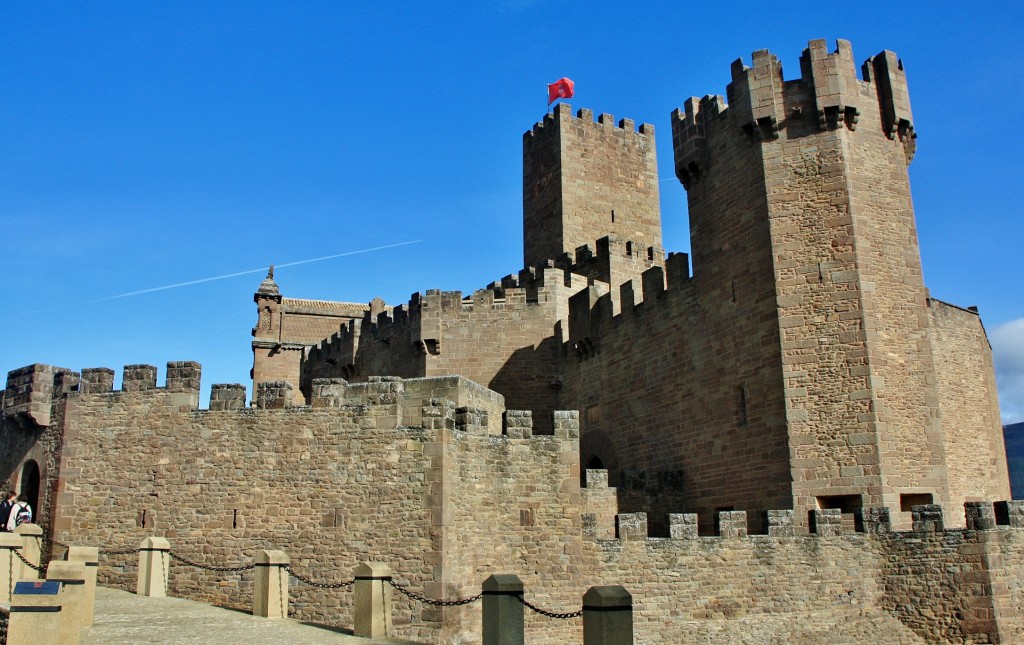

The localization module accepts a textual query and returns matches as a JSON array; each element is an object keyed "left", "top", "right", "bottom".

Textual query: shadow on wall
[{"left": 488, "top": 336, "right": 562, "bottom": 435}]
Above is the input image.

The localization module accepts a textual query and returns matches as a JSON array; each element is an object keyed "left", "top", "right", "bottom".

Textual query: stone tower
[
  {"left": 523, "top": 103, "right": 664, "bottom": 285},
  {"left": 671, "top": 39, "right": 1008, "bottom": 525}
]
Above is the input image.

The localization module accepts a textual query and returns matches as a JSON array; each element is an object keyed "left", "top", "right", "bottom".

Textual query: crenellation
[
  {"left": 309, "top": 377, "right": 347, "bottom": 408},
  {"left": 811, "top": 508, "right": 844, "bottom": 536},
  {"left": 255, "top": 380, "right": 292, "bottom": 409},
  {"left": 503, "top": 409, "right": 533, "bottom": 438},
  {"left": 865, "top": 51, "right": 914, "bottom": 149},
  {"left": 766, "top": 509, "right": 795, "bottom": 537},
  {"left": 727, "top": 48, "right": 784, "bottom": 141},
  {"left": 800, "top": 38, "right": 860, "bottom": 131},
  {"left": 2, "top": 363, "right": 70, "bottom": 428},
  {"left": 668, "top": 513, "right": 699, "bottom": 539},
  {"left": 455, "top": 406, "right": 489, "bottom": 435},
  {"left": 209, "top": 384, "right": 247, "bottom": 411},
  {"left": 964, "top": 501, "right": 996, "bottom": 531},
  {"left": 80, "top": 367, "right": 115, "bottom": 394},
  {"left": 857, "top": 506, "right": 893, "bottom": 534},
  {"left": 166, "top": 361, "right": 201, "bottom": 393},
  {"left": 912, "top": 504, "right": 945, "bottom": 533},
  {"left": 122, "top": 364, "right": 157, "bottom": 392},
  {"left": 717, "top": 510, "right": 748, "bottom": 538},
  {"left": 616, "top": 512, "right": 648, "bottom": 541}
]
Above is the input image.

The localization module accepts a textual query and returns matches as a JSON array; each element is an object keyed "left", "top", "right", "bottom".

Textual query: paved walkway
[{"left": 83, "top": 586, "right": 423, "bottom": 645}]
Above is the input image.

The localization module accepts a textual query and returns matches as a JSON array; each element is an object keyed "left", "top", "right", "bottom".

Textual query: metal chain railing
[
  {"left": 515, "top": 594, "right": 583, "bottom": 619},
  {"left": 285, "top": 565, "right": 354, "bottom": 589},
  {"left": 167, "top": 550, "right": 255, "bottom": 573},
  {"left": 99, "top": 546, "right": 142, "bottom": 556},
  {"left": 387, "top": 578, "right": 481, "bottom": 606},
  {"left": 13, "top": 548, "right": 46, "bottom": 575}
]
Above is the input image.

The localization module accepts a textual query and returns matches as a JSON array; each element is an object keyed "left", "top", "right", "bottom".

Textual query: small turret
[{"left": 256, "top": 265, "right": 280, "bottom": 299}]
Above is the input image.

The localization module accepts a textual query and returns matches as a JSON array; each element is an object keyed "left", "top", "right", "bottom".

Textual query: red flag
[{"left": 547, "top": 77, "right": 574, "bottom": 105}]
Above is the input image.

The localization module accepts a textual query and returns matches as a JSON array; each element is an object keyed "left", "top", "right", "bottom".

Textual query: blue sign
[{"left": 13, "top": 580, "right": 60, "bottom": 595}]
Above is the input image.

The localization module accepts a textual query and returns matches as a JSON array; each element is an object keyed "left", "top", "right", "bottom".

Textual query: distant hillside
[{"left": 1004, "top": 422, "right": 1024, "bottom": 499}]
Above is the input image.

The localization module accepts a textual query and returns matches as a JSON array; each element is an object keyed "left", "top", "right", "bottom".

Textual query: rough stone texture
[
  {"left": 929, "top": 299, "right": 1011, "bottom": 528},
  {"left": 209, "top": 384, "right": 247, "bottom": 411},
  {"left": 523, "top": 104, "right": 663, "bottom": 278},
  {"left": 0, "top": 38, "right": 1018, "bottom": 645}
]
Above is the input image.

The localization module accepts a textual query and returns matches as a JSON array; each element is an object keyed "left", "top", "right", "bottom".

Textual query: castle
[{"left": 2, "top": 40, "right": 1020, "bottom": 644}]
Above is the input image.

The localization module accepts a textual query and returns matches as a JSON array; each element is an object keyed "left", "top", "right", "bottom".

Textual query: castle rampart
[{"left": 5, "top": 363, "right": 1024, "bottom": 643}]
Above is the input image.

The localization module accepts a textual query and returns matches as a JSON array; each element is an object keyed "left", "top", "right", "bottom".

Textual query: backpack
[{"left": 14, "top": 504, "right": 31, "bottom": 527}]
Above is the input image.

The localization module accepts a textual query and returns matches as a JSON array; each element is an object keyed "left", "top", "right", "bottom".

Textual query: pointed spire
[{"left": 257, "top": 265, "right": 280, "bottom": 296}]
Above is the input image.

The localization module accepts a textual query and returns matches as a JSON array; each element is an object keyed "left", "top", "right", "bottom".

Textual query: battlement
[
  {"left": 567, "top": 259, "right": 693, "bottom": 358},
  {"left": 1, "top": 363, "right": 78, "bottom": 428},
  {"left": 578, "top": 495, "right": 1024, "bottom": 543},
  {"left": 524, "top": 103, "right": 654, "bottom": 141},
  {"left": 552, "top": 235, "right": 666, "bottom": 289},
  {"left": 672, "top": 39, "right": 917, "bottom": 188}
]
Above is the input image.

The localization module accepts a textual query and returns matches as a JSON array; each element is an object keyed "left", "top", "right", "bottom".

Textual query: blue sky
[{"left": 2, "top": 2, "right": 1022, "bottom": 423}]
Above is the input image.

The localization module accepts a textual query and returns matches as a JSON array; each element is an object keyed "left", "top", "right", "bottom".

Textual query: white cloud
[{"left": 992, "top": 318, "right": 1024, "bottom": 425}]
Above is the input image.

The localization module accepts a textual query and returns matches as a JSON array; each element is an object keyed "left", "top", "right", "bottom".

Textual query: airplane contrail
[{"left": 25, "top": 240, "right": 423, "bottom": 314}]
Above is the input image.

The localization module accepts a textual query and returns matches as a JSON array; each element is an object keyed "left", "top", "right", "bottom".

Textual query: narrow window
[
  {"left": 737, "top": 386, "right": 748, "bottom": 425},
  {"left": 611, "top": 209, "right": 615, "bottom": 223},
  {"left": 232, "top": 509, "right": 239, "bottom": 529},
  {"left": 900, "top": 493, "right": 933, "bottom": 512}
]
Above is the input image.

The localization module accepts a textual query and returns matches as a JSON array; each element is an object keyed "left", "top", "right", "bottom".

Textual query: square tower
[{"left": 522, "top": 104, "right": 663, "bottom": 271}]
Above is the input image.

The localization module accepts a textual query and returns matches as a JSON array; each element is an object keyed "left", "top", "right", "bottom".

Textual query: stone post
[
  {"left": 253, "top": 550, "right": 289, "bottom": 619},
  {"left": 46, "top": 561, "right": 87, "bottom": 645},
  {"left": 14, "top": 524, "right": 43, "bottom": 580},
  {"left": 482, "top": 574, "right": 524, "bottom": 645},
  {"left": 136, "top": 536, "right": 170, "bottom": 597},
  {"left": 65, "top": 546, "right": 99, "bottom": 627},
  {"left": 8, "top": 580, "right": 62, "bottom": 645},
  {"left": 583, "top": 586, "right": 633, "bottom": 645},
  {"left": 0, "top": 532, "right": 24, "bottom": 601},
  {"left": 353, "top": 562, "right": 393, "bottom": 638}
]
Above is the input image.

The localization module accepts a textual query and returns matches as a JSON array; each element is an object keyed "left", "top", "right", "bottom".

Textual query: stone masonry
[{"left": 0, "top": 39, "right": 1017, "bottom": 644}]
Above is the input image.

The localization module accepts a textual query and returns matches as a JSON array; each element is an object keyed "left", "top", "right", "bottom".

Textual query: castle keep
[{"left": 1, "top": 40, "right": 1019, "bottom": 644}]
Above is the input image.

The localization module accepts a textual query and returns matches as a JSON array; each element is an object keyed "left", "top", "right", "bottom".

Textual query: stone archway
[{"left": 19, "top": 459, "right": 40, "bottom": 516}]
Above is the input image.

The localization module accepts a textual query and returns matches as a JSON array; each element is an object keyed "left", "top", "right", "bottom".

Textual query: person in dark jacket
[{"left": 0, "top": 491, "right": 17, "bottom": 531}]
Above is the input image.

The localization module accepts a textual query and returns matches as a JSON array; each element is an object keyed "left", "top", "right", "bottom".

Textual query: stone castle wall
[
  {"left": 303, "top": 269, "right": 590, "bottom": 433},
  {"left": 4, "top": 367, "right": 1023, "bottom": 643},
  {"left": 929, "top": 299, "right": 1012, "bottom": 520}
]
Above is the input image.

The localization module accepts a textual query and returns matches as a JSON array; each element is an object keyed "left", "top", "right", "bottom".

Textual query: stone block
[
  {"left": 717, "top": 511, "right": 747, "bottom": 538},
  {"left": 122, "top": 364, "right": 157, "bottom": 391},
  {"left": 912, "top": 504, "right": 944, "bottom": 533},
  {"left": 857, "top": 507, "right": 892, "bottom": 534},
  {"left": 811, "top": 509, "right": 843, "bottom": 537},
  {"left": 668, "top": 513, "right": 697, "bottom": 539},
  {"left": 766, "top": 509, "right": 794, "bottom": 537},
  {"left": 503, "top": 410, "right": 533, "bottom": 438},
  {"left": 965, "top": 501, "right": 996, "bottom": 531},
  {"left": 617, "top": 513, "right": 648, "bottom": 541},
  {"left": 256, "top": 381, "right": 292, "bottom": 409},
  {"left": 210, "top": 384, "right": 247, "bottom": 410}
]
